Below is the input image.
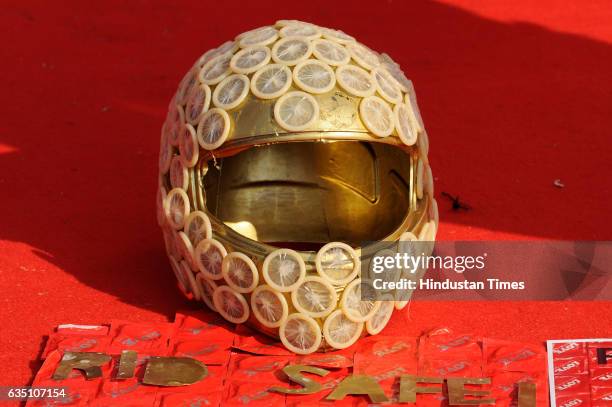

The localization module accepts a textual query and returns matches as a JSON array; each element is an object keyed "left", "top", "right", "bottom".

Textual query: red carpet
[{"left": 1, "top": 0, "right": 611, "bottom": 389}]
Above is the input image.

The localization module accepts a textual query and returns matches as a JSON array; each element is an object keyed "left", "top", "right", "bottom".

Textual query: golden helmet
[{"left": 158, "top": 20, "right": 437, "bottom": 354}]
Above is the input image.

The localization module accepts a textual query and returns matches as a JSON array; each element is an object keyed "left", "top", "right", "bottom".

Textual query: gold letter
[
  {"left": 518, "top": 381, "right": 536, "bottom": 407},
  {"left": 269, "top": 365, "right": 329, "bottom": 394},
  {"left": 116, "top": 350, "right": 138, "bottom": 379},
  {"left": 327, "top": 375, "right": 389, "bottom": 403},
  {"left": 447, "top": 377, "right": 495, "bottom": 405},
  {"left": 52, "top": 352, "right": 112, "bottom": 380},
  {"left": 143, "top": 356, "right": 208, "bottom": 386},
  {"left": 399, "top": 375, "right": 444, "bottom": 403}
]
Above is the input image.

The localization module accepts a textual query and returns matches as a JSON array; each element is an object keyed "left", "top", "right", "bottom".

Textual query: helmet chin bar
[{"left": 196, "top": 140, "right": 421, "bottom": 250}]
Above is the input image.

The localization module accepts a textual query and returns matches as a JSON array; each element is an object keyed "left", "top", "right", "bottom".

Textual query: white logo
[
  {"left": 557, "top": 378, "right": 580, "bottom": 391},
  {"left": 553, "top": 342, "right": 579, "bottom": 355},
  {"left": 554, "top": 360, "right": 579, "bottom": 373},
  {"left": 595, "top": 372, "right": 612, "bottom": 381},
  {"left": 374, "top": 342, "right": 409, "bottom": 357},
  {"left": 560, "top": 399, "right": 582, "bottom": 407}
]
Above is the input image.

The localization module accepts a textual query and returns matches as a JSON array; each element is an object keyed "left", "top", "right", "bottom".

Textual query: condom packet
[
  {"left": 222, "top": 379, "right": 287, "bottom": 406},
  {"left": 484, "top": 338, "right": 546, "bottom": 375},
  {"left": 591, "top": 386, "right": 612, "bottom": 406},
  {"left": 548, "top": 339, "right": 612, "bottom": 407},
  {"left": 232, "top": 325, "right": 294, "bottom": 356},
  {"left": 107, "top": 320, "right": 175, "bottom": 355},
  {"left": 419, "top": 329, "right": 482, "bottom": 377},
  {"left": 170, "top": 338, "right": 232, "bottom": 365},
  {"left": 227, "top": 354, "right": 293, "bottom": 383},
  {"left": 29, "top": 351, "right": 102, "bottom": 405},
  {"left": 296, "top": 349, "right": 355, "bottom": 368},
  {"left": 491, "top": 371, "right": 548, "bottom": 407},
  {"left": 354, "top": 336, "right": 418, "bottom": 377},
  {"left": 42, "top": 325, "right": 110, "bottom": 358},
  {"left": 174, "top": 311, "right": 235, "bottom": 342},
  {"left": 419, "top": 328, "right": 482, "bottom": 359}
]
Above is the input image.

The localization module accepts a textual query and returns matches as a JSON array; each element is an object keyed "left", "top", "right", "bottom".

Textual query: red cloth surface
[{"left": 1, "top": 0, "right": 611, "bottom": 390}]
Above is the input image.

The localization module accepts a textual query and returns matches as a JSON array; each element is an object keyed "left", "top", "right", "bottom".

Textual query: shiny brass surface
[
  {"left": 192, "top": 140, "right": 429, "bottom": 260},
  {"left": 202, "top": 141, "right": 411, "bottom": 245},
  {"left": 518, "top": 382, "right": 537, "bottom": 407},
  {"left": 327, "top": 374, "right": 389, "bottom": 403},
  {"left": 218, "top": 86, "right": 405, "bottom": 154},
  {"left": 52, "top": 352, "right": 112, "bottom": 380},
  {"left": 190, "top": 138, "right": 428, "bottom": 275},
  {"left": 143, "top": 356, "right": 208, "bottom": 387},
  {"left": 270, "top": 365, "right": 330, "bottom": 394},
  {"left": 447, "top": 377, "right": 495, "bottom": 405},
  {"left": 117, "top": 350, "right": 138, "bottom": 379}
]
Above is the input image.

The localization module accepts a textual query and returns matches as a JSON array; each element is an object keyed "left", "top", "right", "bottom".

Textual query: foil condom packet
[
  {"left": 42, "top": 325, "right": 111, "bottom": 359},
  {"left": 227, "top": 354, "right": 292, "bottom": 383},
  {"left": 547, "top": 339, "right": 612, "bottom": 407},
  {"left": 107, "top": 320, "right": 175, "bottom": 355}
]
